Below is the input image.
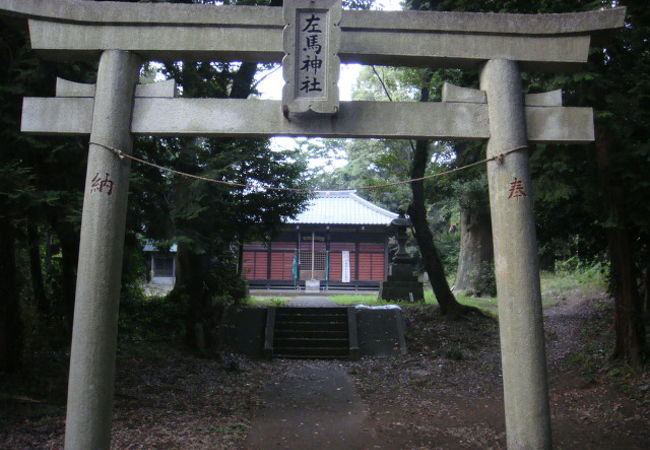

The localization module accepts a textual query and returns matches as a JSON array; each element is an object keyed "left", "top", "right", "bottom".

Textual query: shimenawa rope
[{"left": 89, "top": 141, "right": 528, "bottom": 193}]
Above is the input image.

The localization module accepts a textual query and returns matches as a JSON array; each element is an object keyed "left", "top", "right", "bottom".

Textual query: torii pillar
[
  {"left": 64, "top": 50, "right": 141, "bottom": 450},
  {"left": 481, "top": 59, "right": 552, "bottom": 449}
]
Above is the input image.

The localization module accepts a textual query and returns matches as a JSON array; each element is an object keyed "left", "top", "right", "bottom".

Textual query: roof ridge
[
  {"left": 315, "top": 189, "right": 355, "bottom": 197},
  {"left": 348, "top": 192, "right": 399, "bottom": 219},
  {"left": 285, "top": 190, "right": 398, "bottom": 225}
]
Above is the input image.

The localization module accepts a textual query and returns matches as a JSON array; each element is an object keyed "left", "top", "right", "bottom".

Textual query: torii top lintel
[{"left": 0, "top": 0, "right": 625, "bottom": 72}]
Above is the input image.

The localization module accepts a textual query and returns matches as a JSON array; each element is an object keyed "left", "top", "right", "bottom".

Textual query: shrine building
[{"left": 242, "top": 190, "right": 398, "bottom": 291}]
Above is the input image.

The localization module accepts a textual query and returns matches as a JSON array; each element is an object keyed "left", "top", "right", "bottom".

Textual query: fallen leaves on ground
[{"left": 1, "top": 293, "right": 648, "bottom": 449}]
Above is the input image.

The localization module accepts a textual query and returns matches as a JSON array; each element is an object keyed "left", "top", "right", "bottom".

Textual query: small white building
[{"left": 143, "top": 242, "right": 177, "bottom": 286}]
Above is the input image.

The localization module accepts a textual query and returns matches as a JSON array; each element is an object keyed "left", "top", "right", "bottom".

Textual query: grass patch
[
  {"left": 453, "top": 293, "right": 498, "bottom": 316},
  {"left": 422, "top": 290, "right": 498, "bottom": 316},
  {"left": 250, "top": 262, "right": 606, "bottom": 318},
  {"left": 541, "top": 260, "right": 607, "bottom": 297},
  {"left": 246, "top": 297, "right": 289, "bottom": 307},
  {"left": 329, "top": 294, "right": 381, "bottom": 305},
  {"left": 546, "top": 258, "right": 607, "bottom": 292},
  {"left": 540, "top": 260, "right": 607, "bottom": 308},
  {"left": 328, "top": 291, "right": 499, "bottom": 315}
]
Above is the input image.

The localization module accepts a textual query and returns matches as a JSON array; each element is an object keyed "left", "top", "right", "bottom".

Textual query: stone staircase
[{"left": 264, "top": 307, "right": 359, "bottom": 360}]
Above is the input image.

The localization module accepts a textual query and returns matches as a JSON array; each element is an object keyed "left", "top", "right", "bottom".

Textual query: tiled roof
[
  {"left": 143, "top": 241, "right": 177, "bottom": 252},
  {"left": 286, "top": 190, "right": 398, "bottom": 225}
]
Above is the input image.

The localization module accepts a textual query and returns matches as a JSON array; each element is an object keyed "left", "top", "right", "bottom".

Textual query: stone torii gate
[{"left": 0, "top": 1, "right": 625, "bottom": 448}]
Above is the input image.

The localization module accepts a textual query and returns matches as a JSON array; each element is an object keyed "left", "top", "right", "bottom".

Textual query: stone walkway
[
  {"left": 284, "top": 295, "right": 339, "bottom": 307},
  {"left": 244, "top": 295, "right": 383, "bottom": 449},
  {"left": 243, "top": 363, "right": 383, "bottom": 450}
]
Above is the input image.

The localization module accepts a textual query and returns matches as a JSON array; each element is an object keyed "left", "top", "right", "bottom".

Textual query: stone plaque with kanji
[{"left": 282, "top": 0, "right": 341, "bottom": 116}]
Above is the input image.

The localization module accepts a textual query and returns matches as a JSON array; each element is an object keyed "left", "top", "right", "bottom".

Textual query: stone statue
[{"left": 378, "top": 211, "right": 424, "bottom": 303}]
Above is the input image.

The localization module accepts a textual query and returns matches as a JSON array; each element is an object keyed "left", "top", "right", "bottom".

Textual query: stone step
[
  {"left": 265, "top": 306, "right": 358, "bottom": 360},
  {"left": 276, "top": 314, "right": 347, "bottom": 323},
  {"left": 276, "top": 312, "right": 347, "bottom": 322},
  {"left": 273, "top": 338, "right": 349, "bottom": 348},
  {"left": 274, "top": 321, "right": 348, "bottom": 332},
  {"left": 274, "top": 329, "right": 348, "bottom": 339},
  {"left": 272, "top": 346, "right": 351, "bottom": 359},
  {"left": 273, "top": 354, "right": 346, "bottom": 360},
  {"left": 276, "top": 307, "right": 346, "bottom": 315}
]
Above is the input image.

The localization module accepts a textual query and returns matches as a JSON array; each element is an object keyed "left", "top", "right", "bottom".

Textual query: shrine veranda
[{"left": 0, "top": 1, "right": 626, "bottom": 449}]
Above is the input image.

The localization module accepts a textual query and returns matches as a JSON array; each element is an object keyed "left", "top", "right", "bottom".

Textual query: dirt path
[
  {"left": 345, "top": 293, "right": 650, "bottom": 449},
  {"left": 542, "top": 291, "right": 650, "bottom": 449}
]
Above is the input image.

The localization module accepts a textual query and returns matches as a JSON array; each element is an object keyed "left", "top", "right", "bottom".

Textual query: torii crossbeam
[{"left": 0, "top": 1, "right": 625, "bottom": 449}]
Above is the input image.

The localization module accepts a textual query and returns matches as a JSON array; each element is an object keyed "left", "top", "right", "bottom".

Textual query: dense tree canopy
[
  {"left": 139, "top": 58, "right": 310, "bottom": 353},
  {"left": 404, "top": 0, "right": 649, "bottom": 363},
  {"left": 0, "top": 20, "right": 95, "bottom": 369},
  {"left": 0, "top": 0, "right": 314, "bottom": 367}
]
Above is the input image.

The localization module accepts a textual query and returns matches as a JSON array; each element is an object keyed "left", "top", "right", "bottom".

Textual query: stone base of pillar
[{"left": 379, "top": 265, "right": 424, "bottom": 303}]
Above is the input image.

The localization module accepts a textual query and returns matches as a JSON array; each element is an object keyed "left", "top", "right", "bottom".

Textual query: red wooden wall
[{"left": 242, "top": 240, "right": 386, "bottom": 282}]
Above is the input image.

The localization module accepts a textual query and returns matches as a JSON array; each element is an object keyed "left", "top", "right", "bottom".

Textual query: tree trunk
[
  {"left": 407, "top": 69, "right": 466, "bottom": 317},
  {"left": 58, "top": 228, "right": 79, "bottom": 337},
  {"left": 595, "top": 125, "right": 646, "bottom": 367},
  {"left": 165, "top": 57, "right": 259, "bottom": 355},
  {"left": 454, "top": 204, "right": 494, "bottom": 296},
  {"left": 608, "top": 224, "right": 645, "bottom": 366},
  {"left": 0, "top": 216, "right": 23, "bottom": 372},
  {"left": 231, "top": 62, "right": 259, "bottom": 98},
  {"left": 27, "top": 222, "right": 49, "bottom": 314},
  {"left": 453, "top": 143, "right": 494, "bottom": 296},
  {"left": 643, "top": 264, "right": 650, "bottom": 318},
  {"left": 408, "top": 139, "right": 464, "bottom": 316},
  {"left": 171, "top": 246, "right": 223, "bottom": 356}
]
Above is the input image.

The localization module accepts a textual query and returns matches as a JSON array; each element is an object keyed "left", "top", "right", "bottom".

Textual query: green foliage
[
  {"left": 530, "top": 144, "right": 605, "bottom": 267},
  {"left": 0, "top": 0, "right": 317, "bottom": 364},
  {"left": 343, "top": 0, "right": 376, "bottom": 8},
  {"left": 400, "top": 0, "right": 650, "bottom": 331},
  {"left": 541, "top": 257, "right": 608, "bottom": 297},
  {"left": 133, "top": 59, "right": 311, "bottom": 252},
  {"left": 121, "top": 237, "right": 149, "bottom": 304},
  {"left": 117, "top": 296, "right": 185, "bottom": 351},
  {"left": 455, "top": 175, "right": 488, "bottom": 211},
  {"left": 0, "top": 21, "right": 97, "bottom": 368},
  {"left": 129, "top": 31, "right": 311, "bottom": 352},
  {"left": 435, "top": 230, "right": 459, "bottom": 274},
  {"left": 459, "top": 261, "right": 497, "bottom": 297},
  {"left": 318, "top": 64, "right": 484, "bottom": 299}
]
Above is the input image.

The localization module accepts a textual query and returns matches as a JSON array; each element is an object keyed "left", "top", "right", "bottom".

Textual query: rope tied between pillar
[{"left": 89, "top": 140, "right": 528, "bottom": 193}]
